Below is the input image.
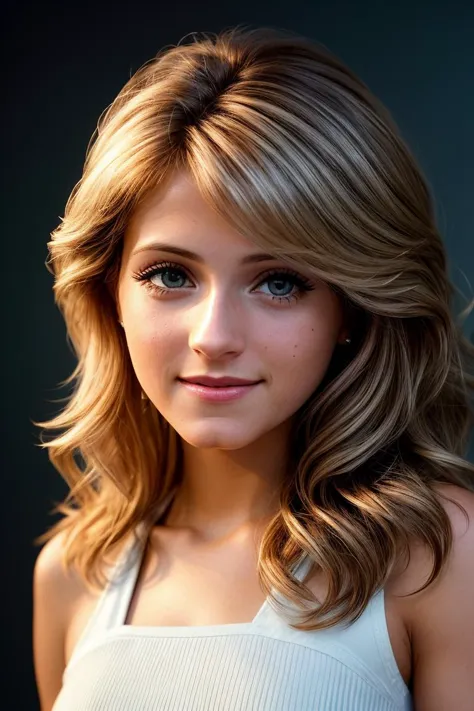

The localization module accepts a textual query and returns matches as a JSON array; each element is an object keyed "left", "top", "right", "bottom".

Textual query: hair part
[{"left": 33, "top": 25, "right": 474, "bottom": 629}]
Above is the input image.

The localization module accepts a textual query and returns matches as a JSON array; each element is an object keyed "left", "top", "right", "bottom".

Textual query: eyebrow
[{"left": 130, "top": 242, "right": 281, "bottom": 265}]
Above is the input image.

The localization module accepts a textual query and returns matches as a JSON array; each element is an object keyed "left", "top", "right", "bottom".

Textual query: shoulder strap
[{"left": 66, "top": 530, "right": 146, "bottom": 672}]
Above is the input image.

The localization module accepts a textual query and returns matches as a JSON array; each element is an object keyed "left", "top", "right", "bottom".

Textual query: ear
[
  {"left": 337, "top": 296, "right": 357, "bottom": 344},
  {"left": 335, "top": 306, "right": 350, "bottom": 345},
  {"left": 337, "top": 332, "right": 351, "bottom": 345}
]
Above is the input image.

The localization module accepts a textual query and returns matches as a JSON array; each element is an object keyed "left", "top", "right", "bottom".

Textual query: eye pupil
[
  {"left": 269, "top": 277, "right": 291, "bottom": 295},
  {"left": 162, "top": 269, "right": 184, "bottom": 287}
]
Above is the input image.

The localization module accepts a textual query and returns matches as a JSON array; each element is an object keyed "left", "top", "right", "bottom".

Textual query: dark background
[{"left": 3, "top": 0, "right": 473, "bottom": 708}]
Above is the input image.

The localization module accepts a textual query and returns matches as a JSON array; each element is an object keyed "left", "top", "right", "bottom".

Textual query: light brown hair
[{"left": 33, "top": 25, "right": 474, "bottom": 630}]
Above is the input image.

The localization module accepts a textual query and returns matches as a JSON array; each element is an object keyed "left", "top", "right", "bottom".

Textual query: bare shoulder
[
  {"left": 386, "top": 482, "right": 474, "bottom": 614},
  {"left": 408, "top": 481, "right": 474, "bottom": 602},
  {"left": 33, "top": 529, "right": 125, "bottom": 707},
  {"left": 433, "top": 481, "right": 474, "bottom": 533},
  {"left": 34, "top": 531, "right": 80, "bottom": 599},
  {"left": 386, "top": 482, "right": 474, "bottom": 591},
  {"left": 33, "top": 531, "right": 84, "bottom": 711},
  {"left": 33, "top": 530, "right": 94, "bottom": 622},
  {"left": 386, "top": 482, "right": 474, "bottom": 710}
]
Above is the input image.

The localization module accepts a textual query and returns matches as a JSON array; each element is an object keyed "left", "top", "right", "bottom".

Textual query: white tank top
[{"left": 53, "top": 526, "right": 412, "bottom": 710}]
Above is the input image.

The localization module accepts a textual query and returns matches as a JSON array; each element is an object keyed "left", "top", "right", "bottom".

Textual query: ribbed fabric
[{"left": 53, "top": 528, "right": 412, "bottom": 711}]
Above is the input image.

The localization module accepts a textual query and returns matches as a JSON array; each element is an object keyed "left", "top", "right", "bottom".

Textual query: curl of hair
[{"left": 33, "top": 24, "right": 474, "bottom": 630}]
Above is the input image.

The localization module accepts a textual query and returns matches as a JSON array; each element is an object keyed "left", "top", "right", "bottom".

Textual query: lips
[{"left": 178, "top": 376, "right": 260, "bottom": 387}]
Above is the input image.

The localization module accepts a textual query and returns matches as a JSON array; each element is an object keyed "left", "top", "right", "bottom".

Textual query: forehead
[{"left": 123, "top": 170, "right": 265, "bottom": 258}]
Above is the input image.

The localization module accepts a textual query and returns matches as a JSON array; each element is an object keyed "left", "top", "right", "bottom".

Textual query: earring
[
  {"left": 119, "top": 321, "right": 124, "bottom": 328},
  {"left": 345, "top": 337, "right": 351, "bottom": 344}
]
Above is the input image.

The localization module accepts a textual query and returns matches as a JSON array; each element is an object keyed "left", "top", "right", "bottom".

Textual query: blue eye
[
  {"left": 256, "top": 270, "right": 315, "bottom": 302},
  {"left": 132, "top": 261, "right": 315, "bottom": 305}
]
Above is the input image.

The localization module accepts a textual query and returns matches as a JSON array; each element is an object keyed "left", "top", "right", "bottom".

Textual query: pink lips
[
  {"left": 178, "top": 378, "right": 262, "bottom": 402},
  {"left": 179, "top": 375, "right": 259, "bottom": 387}
]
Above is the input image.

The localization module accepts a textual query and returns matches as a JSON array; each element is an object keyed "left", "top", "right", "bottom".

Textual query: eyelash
[{"left": 131, "top": 261, "right": 316, "bottom": 305}]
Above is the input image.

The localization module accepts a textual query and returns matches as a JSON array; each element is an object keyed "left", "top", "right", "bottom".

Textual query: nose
[{"left": 188, "top": 288, "right": 245, "bottom": 359}]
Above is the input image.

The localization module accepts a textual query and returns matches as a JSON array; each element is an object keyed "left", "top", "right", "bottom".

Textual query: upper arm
[
  {"left": 409, "top": 485, "right": 474, "bottom": 711},
  {"left": 32, "top": 532, "right": 74, "bottom": 711}
]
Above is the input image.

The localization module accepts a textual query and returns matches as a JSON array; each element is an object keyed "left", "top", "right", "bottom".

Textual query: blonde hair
[{"left": 33, "top": 25, "right": 474, "bottom": 630}]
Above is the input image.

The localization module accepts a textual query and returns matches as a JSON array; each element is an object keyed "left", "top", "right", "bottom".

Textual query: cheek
[
  {"left": 124, "top": 319, "right": 177, "bottom": 389},
  {"left": 276, "top": 330, "right": 337, "bottom": 393}
]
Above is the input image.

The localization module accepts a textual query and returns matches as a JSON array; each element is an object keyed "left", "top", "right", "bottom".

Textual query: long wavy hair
[{"left": 33, "top": 25, "right": 474, "bottom": 630}]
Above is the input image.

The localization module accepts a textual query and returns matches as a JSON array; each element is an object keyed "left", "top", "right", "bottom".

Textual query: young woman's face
[{"left": 118, "top": 170, "right": 347, "bottom": 451}]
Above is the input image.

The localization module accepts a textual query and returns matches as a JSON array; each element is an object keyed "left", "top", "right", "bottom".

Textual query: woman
[{"left": 32, "top": 25, "right": 474, "bottom": 711}]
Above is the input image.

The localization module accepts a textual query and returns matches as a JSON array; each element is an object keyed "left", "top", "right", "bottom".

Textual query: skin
[
  {"left": 34, "top": 169, "right": 474, "bottom": 711},
  {"left": 117, "top": 168, "right": 350, "bottom": 545}
]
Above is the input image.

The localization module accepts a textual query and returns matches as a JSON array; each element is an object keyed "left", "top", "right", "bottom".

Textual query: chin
[{"left": 174, "top": 425, "right": 262, "bottom": 451}]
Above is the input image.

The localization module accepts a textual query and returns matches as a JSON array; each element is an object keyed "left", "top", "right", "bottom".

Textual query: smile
[{"left": 177, "top": 379, "right": 262, "bottom": 402}]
